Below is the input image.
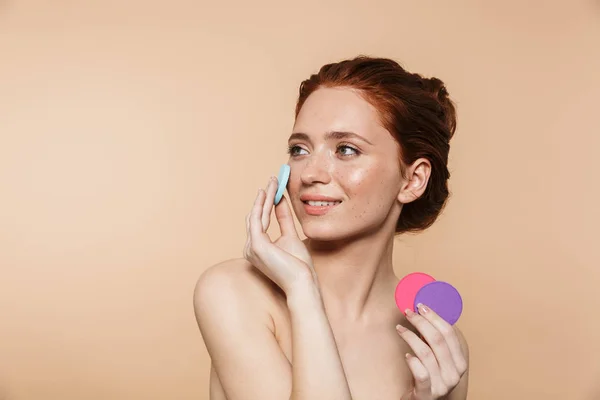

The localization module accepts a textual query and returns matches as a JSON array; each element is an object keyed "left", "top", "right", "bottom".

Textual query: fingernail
[
  {"left": 396, "top": 324, "right": 407, "bottom": 333},
  {"left": 404, "top": 308, "right": 414, "bottom": 317},
  {"left": 417, "top": 303, "right": 429, "bottom": 314}
]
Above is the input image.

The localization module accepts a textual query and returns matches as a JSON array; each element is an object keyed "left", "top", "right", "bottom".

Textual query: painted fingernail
[
  {"left": 396, "top": 324, "right": 407, "bottom": 333},
  {"left": 417, "top": 303, "right": 429, "bottom": 314}
]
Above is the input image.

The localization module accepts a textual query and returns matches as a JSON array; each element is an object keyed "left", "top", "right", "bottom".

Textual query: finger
[
  {"left": 250, "top": 189, "right": 268, "bottom": 246},
  {"left": 244, "top": 213, "right": 251, "bottom": 258},
  {"left": 245, "top": 190, "right": 261, "bottom": 254},
  {"left": 261, "top": 177, "right": 277, "bottom": 231},
  {"left": 405, "top": 308, "right": 459, "bottom": 385},
  {"left": 404, "top": 353, "right": 432, "bottom": 398},
  {"left": 274, "top": 195, "right": 299, "bottom": 237},
  {"left": 416, "top": 303, "right": 468, "bottom": 375},
  {"left": 396, "top": 323, "right": 442, "bottom": 386}
]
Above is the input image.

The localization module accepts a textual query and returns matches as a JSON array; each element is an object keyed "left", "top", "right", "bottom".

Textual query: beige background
[{"left": 1, "top": 0, "right": 599, "bottom": 399}]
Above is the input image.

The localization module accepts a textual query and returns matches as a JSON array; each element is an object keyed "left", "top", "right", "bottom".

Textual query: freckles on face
[{"left": 340, "top": 161, "right": 400, "bottom": 220}]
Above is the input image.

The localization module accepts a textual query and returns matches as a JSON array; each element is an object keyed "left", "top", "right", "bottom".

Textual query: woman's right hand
[{"left": 243, "top": 176, "right": 318, "bottom": 295}]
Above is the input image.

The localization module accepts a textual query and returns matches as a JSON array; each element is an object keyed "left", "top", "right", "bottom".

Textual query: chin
[
  {"left": 299, "top": 219, "right": 359, "bottom": 243},
  {"left": 301, "top": 224, "right": 342, "bottom": 242},
  {"left": 299, "top": 215, "right": 393, "bottom": 244}
]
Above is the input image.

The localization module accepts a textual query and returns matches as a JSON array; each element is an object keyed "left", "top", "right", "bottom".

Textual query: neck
[{"left": 305, "top": 228, "right": 400, "bottom": 325}]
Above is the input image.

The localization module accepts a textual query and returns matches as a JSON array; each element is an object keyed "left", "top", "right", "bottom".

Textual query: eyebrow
[{"left": 288, "top": 130, "right": 374, "bottom": 146}]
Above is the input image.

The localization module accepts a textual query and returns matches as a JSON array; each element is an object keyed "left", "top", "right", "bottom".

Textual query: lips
[
  {"left": 304, "top": 200, "right": 341, "bottom": 207},
  {"left": 299, "top": 194, "right": 342, "bottom": 202},
  {"left": 299, "top": 194, "right": 342, "bottom": 216},
  {"left": 302, "top": 200, "right": 342, "bottom": 215}
]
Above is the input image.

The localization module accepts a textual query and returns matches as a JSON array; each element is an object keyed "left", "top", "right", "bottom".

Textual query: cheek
[
  {"left": 286, "top": 171, "right": 300, "bottom": 194},
  {"left": 342, "top": 167, "right": 388, "bottom": 194},
  {"left": 341, "top": 167, "right": 399, "bottom": 216},
  {"left": 286, "top": 172, "right": 305, "bottom": 204}
]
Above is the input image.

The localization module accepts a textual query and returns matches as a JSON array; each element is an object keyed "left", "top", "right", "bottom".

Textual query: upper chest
[{"left": 271, "top": 302, "right": 415, "bottom": 400}]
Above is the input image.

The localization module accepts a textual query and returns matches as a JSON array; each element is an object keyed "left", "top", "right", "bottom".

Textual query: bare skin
[{"left": 195, "top": 87, "right": 469, "bottom": 400}]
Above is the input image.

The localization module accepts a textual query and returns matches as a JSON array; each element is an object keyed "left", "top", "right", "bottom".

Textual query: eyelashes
[
  {"left": 287, "top": 145, "right": 306, "bottom": 156},
  {"left": 287, "top": 144, "right": 361, "bottom": 157},
  {"left": 286, "top": 145, "right": 299, "bottom": 155}
]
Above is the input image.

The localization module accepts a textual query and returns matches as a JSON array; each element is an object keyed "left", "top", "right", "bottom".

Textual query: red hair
[{"left": 295, "top": 55, "right": 457, "bottom": 234}]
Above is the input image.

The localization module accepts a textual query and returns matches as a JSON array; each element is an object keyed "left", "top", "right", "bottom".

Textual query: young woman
[{"left": 194, "top": 55, "right": 470, "bottom": 400}]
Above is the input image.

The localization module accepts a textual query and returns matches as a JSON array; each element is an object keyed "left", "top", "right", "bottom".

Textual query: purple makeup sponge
[
  {"left": 414, "top": 281, "right": 463, "bottom": 325},
  {"left": 395, "top": 272, "right": 436, "bottom": 314}
]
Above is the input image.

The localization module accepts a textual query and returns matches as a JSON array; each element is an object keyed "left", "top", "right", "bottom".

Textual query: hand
[
  {"left": 396, "top": 304, "right": 468, "bottom": 400},
  {"left": 243, "top": 176, "right": 317, "bottom": 295}
]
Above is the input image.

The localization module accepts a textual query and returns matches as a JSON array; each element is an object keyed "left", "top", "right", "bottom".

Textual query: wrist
[{"left": 285, "top": 276, "right": 322, "bottom": 310}]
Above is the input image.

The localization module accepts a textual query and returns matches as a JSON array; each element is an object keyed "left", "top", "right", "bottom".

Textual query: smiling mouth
[{"left": 302, "top": 200, "right": 342, "bottom": 206}]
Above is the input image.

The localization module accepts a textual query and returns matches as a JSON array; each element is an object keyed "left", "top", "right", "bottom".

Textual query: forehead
[{"left": 292, "top": 87, "right": 390, "bottom": 144}]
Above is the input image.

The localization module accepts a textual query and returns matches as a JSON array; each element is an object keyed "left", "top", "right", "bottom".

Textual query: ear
[{"left": 397, "top": 158, "right": 431, "bottom": 204}]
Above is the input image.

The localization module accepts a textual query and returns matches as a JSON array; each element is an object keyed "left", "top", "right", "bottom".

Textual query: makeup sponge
[
  {"left": 395, "top": 272, "right": 463, "bottom": 325},
  {"left": 274, "top": 164, "right": 290, "bottom": 205},
  {"left": 414, "top": 281, "right": 463, "bottom": 325},
  {"left": 394, "top": 272, "right": 436, "bottom": 314}
]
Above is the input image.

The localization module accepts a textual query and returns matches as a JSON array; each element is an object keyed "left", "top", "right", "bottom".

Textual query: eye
[
  {"left": 287, "top": 144, "right": 360, "bottom": 157},
  {"left": 287, "top": 145, "right": 308, "bottom": 156},
  {"left": 337, "top": 144, "right": 360, "bottom": 157}
]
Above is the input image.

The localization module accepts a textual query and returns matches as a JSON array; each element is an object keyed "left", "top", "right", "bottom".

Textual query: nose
[{"left": 299, "top": 152, "right": 332, "bottom": 186}]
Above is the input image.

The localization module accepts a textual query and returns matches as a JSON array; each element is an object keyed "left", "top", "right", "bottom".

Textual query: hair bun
[
  {"left": 422, "top": 77, "right": 445, "bottom": 96},
  {"left": 422, "top": 77, "right": 456, "bottom": 139}
]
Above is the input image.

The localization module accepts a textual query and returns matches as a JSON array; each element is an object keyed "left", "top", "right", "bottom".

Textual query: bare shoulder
[
  {"left": 193, "top": 257, "right": 283, "bottom": 329},
  {"left": 194, "top": 257, "right": 284, "bottom": 303},
  {"left": 194, "top": 257, "right": 263, "bottom": 289},
  {"left": 193, "top": 258, "right": 293, "bottom": 400}
]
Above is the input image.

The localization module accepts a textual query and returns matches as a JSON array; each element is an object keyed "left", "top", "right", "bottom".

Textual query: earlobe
[{"left": 396, "top": 158, "right": 431, "bottom": 204}]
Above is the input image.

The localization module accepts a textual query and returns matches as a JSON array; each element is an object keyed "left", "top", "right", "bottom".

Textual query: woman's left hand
[{"left": 396, "top": 303, "right": 468, "bottom": 400}]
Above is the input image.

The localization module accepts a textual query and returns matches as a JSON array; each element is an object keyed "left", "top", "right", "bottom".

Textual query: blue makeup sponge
[{"left": 274, "top": 164, "right": 290, "bottom": 205}]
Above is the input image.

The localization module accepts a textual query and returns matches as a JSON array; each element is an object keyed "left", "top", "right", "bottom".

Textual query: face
[{"left": 286, "top": 87, "right": 409, "bottom": 241}]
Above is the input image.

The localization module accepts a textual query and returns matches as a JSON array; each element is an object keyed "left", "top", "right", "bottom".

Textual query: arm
[
  {"left": 286, "top": 277, "right": 353, "bottom": 400},
  {"left": 194, "top": 261, "right": 352, "bottom": 400},
  {"left": 209, "top": 364, "right": 227, "bottom": 400}
]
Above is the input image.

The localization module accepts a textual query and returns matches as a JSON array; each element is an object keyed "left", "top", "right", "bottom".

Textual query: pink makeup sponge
[{"left": 394, "top": 272, "right": 436, "bottom": 314}]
